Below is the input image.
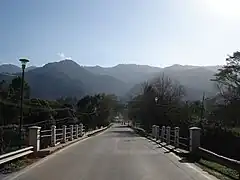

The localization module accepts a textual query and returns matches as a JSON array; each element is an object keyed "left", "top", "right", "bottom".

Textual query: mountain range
[
  {"left": 0, "top": 64, "right": 38, "bottom": 74},
  {"left": 0, "top": 61, "right": 222, "bottom": 101}
]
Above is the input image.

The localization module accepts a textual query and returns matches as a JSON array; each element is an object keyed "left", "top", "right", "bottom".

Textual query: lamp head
[{"left": 19, "top": 58, "right": 29, "bottom": 69}]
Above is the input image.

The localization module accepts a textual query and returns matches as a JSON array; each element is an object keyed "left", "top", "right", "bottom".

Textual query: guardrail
[
  {"left": 197, "top": 147, "right": 240, "bottom": 179},
  {"left": 133, "top": 123, "right": 240, "bottom": 179},
  {"left": 0, "top": 146, "right": 33, "bottom": 165}
]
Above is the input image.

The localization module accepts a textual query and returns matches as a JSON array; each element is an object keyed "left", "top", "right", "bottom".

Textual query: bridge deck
[{"left": 4, "top": 125, "right": 218, "bottom": 180}]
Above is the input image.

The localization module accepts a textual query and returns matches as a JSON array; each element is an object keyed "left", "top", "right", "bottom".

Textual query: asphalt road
[{"left": 5, "top": 124, "right": 218, "bottom": 180}]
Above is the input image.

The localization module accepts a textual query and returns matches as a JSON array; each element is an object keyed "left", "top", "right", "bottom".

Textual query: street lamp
[{"left": 19, "top": 58, "right": 29, "bottom": 147}]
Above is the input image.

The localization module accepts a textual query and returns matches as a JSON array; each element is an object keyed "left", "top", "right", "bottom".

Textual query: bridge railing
[
  {"left": 133, "top": 123, "right": 240, "bottom": 179},
  {"left": 150, "top": 125, "right": 188, "bottom": 149},
  {"left": 0, "top": 123, "right": 109, "bottom": 166},
  {"left": 39, "top": 123, "right": 85, "bottom": 148}
]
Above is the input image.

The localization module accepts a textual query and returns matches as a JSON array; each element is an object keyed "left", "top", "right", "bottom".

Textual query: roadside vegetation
[
  {"left": 0, "top": 75, "right": 123, "bottom": 155},
  {"left": 127, "top": 51, "right": 240, "bottom": 178}
]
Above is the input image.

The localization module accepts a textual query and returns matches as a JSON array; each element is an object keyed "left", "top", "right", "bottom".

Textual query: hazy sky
[{"left": 1, "top": 0, "right": 240, "bottom": 67}]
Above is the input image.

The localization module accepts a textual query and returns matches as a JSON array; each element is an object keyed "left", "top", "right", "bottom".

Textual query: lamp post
[
  {"left": 19, "top": 58, "right": 29, "bottom": 148},
  {"left": 154, "top": 97, "right": 158, "bottom": 129}
]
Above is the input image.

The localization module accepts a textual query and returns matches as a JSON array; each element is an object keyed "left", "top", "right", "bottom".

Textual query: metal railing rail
[{"left": 0, "top": 146, "right": 34, "bottom": 165}]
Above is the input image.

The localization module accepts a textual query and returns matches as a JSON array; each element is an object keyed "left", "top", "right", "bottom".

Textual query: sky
[{"left": 1, "top": 0, "right": 240, "bottom": 67}]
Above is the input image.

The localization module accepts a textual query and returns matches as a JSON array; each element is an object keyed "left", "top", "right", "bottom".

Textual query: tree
[
  {"left": 128, "top": 74, "right": 186, "bottom": 131},
  {"left": 213, "top": 51, "right": 240, "bottom": 99},
  {"left": 0, "top": 80, "right": 8, "bottom": 100},
  {"left": 56, "top": 96, "right": 78, "bottom": 106},
  {"left": 0, "top": 79, "right": 20, "bottom": 125},
  {"left": 76, "top": 93, "right": 122, "bottom": 130},
  {"left": 211, "top": 51, "right": 240, "bottom": 126},
  {"left": 8, "top": 77, "right": 30, "bottom": 102}
]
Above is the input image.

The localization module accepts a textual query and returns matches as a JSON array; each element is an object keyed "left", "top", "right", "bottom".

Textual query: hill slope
[
  {"left": 0, "top": 62, "right": 221, "bottom": 100},
  {"left": 20, "top": 60, "right": 128, "bottom": 99},
  {"left": 0, "top": 64, "right": 37, "bottom": 74},
  {"left": 84, "top": 64, "right": 162, "bottom": 84},
  {"left": 0, "top": 64, "right": 21, "bottom": 74},
  {"left": 85, "top": 64, "right": 220, "bottom": 100},
  {"left": 39, "top": 60, "right": 128, "bottom": 95}
]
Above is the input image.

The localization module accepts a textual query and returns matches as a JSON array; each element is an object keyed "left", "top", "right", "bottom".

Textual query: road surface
[{"left": 5, "top": 124, "right": 217, "bottom": 180}]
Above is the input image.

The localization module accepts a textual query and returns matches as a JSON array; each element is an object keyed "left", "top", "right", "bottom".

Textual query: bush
[{"left": 201, "top": 127, "right": 240, "bottom": 160}]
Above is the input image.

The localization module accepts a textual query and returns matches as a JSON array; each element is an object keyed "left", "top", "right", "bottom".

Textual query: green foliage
[
  {"left": 8, "top": 77, "right": 30, "bottom": 102},
  {"left": 213, "top": 51, "right": 240, "bottom": 92},
  {"left": 128, "top": 75, "right": 187, "bottom": 131},
  {"left": 76, "top": 93, "right": 122, "bottom": 130},
  {"left": 210, "top": 51, "right": 240, "bottom": 127},
  {"left": 0, "top": 77, "right": 30, "bottom": 125}
]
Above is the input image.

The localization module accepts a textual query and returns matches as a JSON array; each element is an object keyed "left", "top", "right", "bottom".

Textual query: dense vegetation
[
  {"left": 127, "top": 51, "right": 240, "bottom": 160},
  {"left": 0, "top": 76, "right": 122, "bottom": 154}
]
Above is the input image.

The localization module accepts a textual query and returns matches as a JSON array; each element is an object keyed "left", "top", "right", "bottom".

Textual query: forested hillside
[
  {"left": 0, "top": 60, "right": 129, "bottom": 99},
  {"left": 0, "top": 60, "right": 221, "bottom": 101}
]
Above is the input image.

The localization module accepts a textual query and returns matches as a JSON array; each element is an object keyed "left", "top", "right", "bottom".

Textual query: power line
[
  {"left": 0, "top": 99, "right": 113, "bottom": 114},
  {"left": 22, "top": 108, "right": 113, "bottom": 127},
  {"left": 0, "top": 98, "right": 115, "bottom": 128},
  {"left": 23, "top": 117, "right": 72, "bottom": 127},
  {"left": 0, "top": 99, "right": 72, "bottom": 112}
]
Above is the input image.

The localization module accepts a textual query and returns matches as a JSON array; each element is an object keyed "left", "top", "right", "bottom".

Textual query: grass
[
  {"left": 231, "top": 127, "right": 240, "bottom": 135},
  {"left": 0, "top": 157, "right": 39, "bottom": 174},
  {"left": 197, "top": 158, "right": 239, "bottom": 180}
]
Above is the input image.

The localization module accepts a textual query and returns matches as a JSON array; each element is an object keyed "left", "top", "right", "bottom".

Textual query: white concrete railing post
[
  {"left": 51, "top": 125, "right": 56, "bottom": 147},
  {"left": 166, "top": 126, "right": 171, "bottom": 145},
  {"left": 156, "top": 126, "right": 160, "bottom": 140},
  {"left": 161, "top": 126, "right": 165, "bottom": 142},
  {"left": 29, "top": 126, "right": 41, "bottom": 154},
  {"left": 174, "top": 127, "right": 179, "bottom": 147},
  {"left": 152, "top": 125, "right": 155, "bottom": 137},
  {"left": 79, "top": 123, "right": 83, "bottom": 137},
  {"left": 70, "top": 125, "right": 74, "bottom": 141},
  {"left": 62, "top": 125, "right": 66, "bottom": 143},
  {"left": 75, "top": 124, "right": 79, "bottom": 139},
  {"left": 189, "top": 127, "right": 201, "bottom": 153}
]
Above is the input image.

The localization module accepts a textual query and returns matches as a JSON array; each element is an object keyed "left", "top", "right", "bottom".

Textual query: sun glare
[{"left": 204, "top": 0, "right": 240, "bottom": 19}]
